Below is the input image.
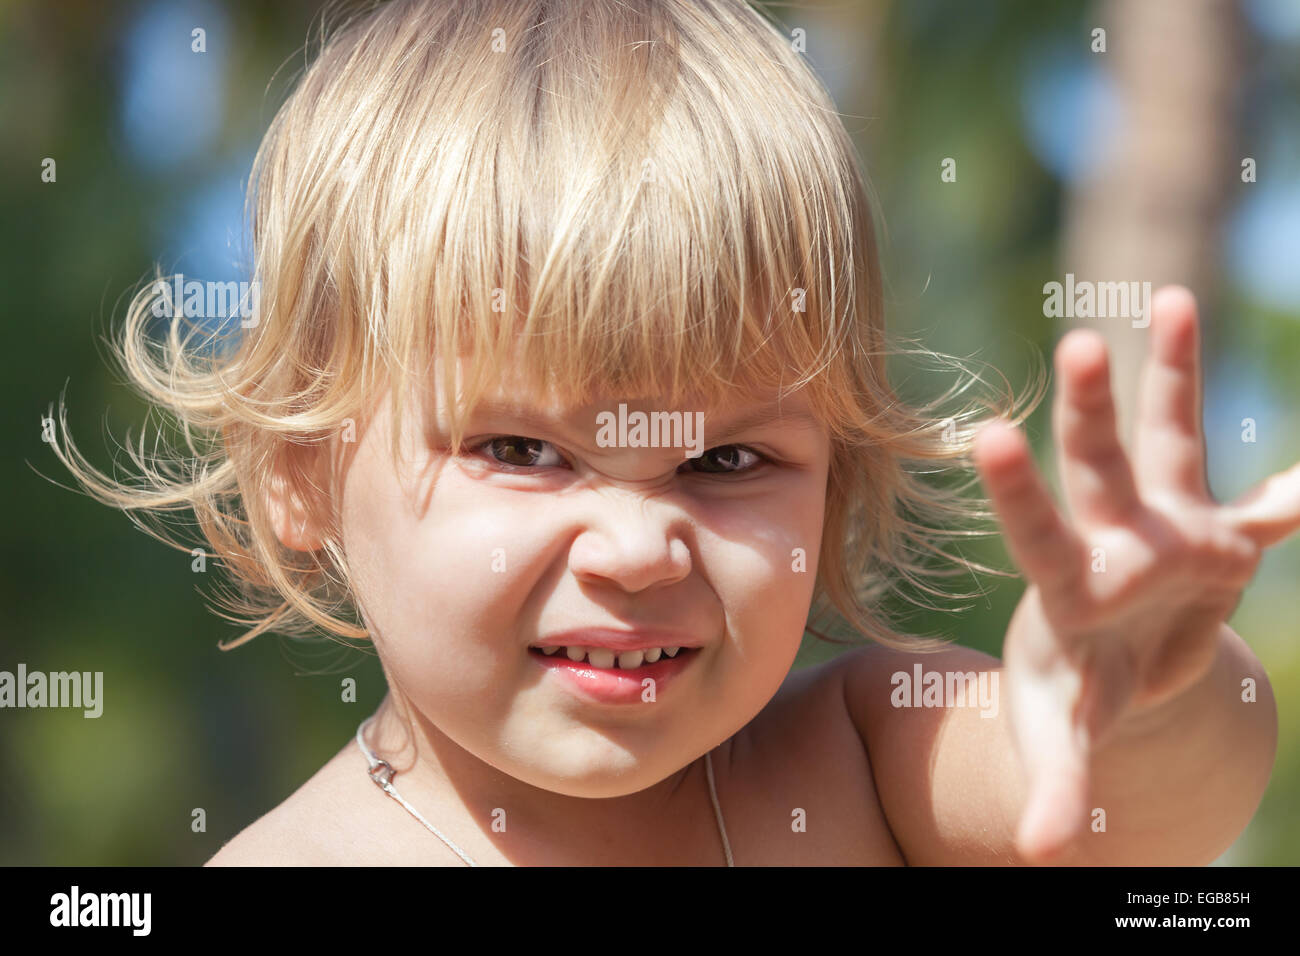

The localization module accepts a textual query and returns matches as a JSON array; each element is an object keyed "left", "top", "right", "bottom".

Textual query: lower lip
[{"left": 529, "top": 648, "right": 699, "bottom": 704}]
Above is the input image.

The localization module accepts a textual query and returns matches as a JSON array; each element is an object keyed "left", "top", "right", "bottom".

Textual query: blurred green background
[{"left": 1, "top": 0, "right": 1297, "bottom": 865}]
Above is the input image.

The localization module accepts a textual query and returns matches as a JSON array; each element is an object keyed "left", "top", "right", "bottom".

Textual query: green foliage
[{"left": 2, "top": 0, "right": 1295, "bottom": 866}]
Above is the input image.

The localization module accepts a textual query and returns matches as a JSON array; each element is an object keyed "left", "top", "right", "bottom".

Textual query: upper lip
[{"left": 530, "top": 628, "right": 703, "bottom": 651}]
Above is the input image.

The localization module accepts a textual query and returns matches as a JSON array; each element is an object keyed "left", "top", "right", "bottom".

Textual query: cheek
[
  {"left": 338, "top": 451, "right": 521, "bottom": 697},
  {"left": 699, "top": 488, "right": 824, "bottom": 661},
  {"left": 705, "top": 470, "right": 826, "bottom": 582}
]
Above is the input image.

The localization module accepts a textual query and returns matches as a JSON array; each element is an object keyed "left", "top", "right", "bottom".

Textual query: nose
[{"left": 568, "top": 491, "right": 692, "bottom": 593}]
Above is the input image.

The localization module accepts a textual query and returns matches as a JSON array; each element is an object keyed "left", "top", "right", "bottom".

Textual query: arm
[
  {"left": 846, "top": 285, "right": 1296, "bottom": 864},
  {"left": 843, "top": 623, "right": 1276, "bottom": 865}
]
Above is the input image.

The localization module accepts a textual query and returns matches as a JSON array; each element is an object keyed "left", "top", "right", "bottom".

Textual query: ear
[{"left": 265, "top": 441, "right": 329, "bottom": 552}]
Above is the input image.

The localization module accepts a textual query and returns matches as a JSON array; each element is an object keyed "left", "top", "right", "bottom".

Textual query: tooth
[
  {"left": 617, "top": 650, "right": 644, "bottom": 669},
  {"left": 566, "top": 646, "right": 586, "bottom": 662},
  {"left": 664, "top": 646, "right": 680, "bottom": 657},
  {"left": 587, "top": 648, "right": 615, "bottom": 669},
  {"left": 541, "top": 646, "right": 559, "bottom": 656},
  {"left": 643, "top": 647, "right": 662, "bottom": 663}
]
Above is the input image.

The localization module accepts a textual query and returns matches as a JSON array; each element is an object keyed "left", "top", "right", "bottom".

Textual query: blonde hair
[{"left": 47, "top": 0, "right": 1045, "bottom": 653}]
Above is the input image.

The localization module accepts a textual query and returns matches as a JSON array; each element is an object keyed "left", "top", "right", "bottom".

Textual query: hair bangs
[{"left": 349, "top": 0, "right": 867, "bottom": 451}]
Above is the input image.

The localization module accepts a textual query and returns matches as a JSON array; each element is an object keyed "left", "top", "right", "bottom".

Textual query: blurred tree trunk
[{"left": 1060, "top": 0, "right": 1243, "bottom": 448}]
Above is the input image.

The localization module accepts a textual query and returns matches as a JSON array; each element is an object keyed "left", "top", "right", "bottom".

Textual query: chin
[{"left": 502, "top": 740, "right": 687, "bottom": 798}]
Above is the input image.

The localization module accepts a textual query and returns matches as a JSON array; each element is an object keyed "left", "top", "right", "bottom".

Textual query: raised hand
[{"left": 972, "top": 285, "right": 1300, "bottom": 862}]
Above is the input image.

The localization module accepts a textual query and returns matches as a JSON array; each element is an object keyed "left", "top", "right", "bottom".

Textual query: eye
[
  {"left": 679, "top": 445, "right": 767, "bottom": 476},
  {"left": 471, "top": 436, "right": 567, "bottom": 470}
]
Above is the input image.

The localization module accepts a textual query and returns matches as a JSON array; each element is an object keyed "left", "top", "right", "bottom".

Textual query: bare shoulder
[
  {"left": 838, "top": 639, "right": 1004, "bottom": 755},
  {"left": 838, "top": 640, "right": 1025, "bottom": 864},
  {"left": 204, "top": 739, "right": 407, "bottom": 866}
]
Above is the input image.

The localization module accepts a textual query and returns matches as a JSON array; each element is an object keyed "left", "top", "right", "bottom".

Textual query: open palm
[{"left": 972, "top": 285, "right": 1300, "bottom": 861}]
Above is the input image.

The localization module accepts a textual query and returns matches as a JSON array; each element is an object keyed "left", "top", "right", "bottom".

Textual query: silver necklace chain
[{"left": 356, "top": 716, "right": 735, "bottom": 866}]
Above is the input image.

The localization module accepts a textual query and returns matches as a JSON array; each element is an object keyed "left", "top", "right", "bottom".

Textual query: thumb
[
  {"left": 1015, "top": 731, "right": 1090, "bottom": 862},
  {"left": 1010, "top": 670, "right": 1092, "bottom": 862}
]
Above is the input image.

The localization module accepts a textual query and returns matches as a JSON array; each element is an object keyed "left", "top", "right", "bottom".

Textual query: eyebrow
[{"left": 463, "top": 399, "right": 821, "bottom": 445}]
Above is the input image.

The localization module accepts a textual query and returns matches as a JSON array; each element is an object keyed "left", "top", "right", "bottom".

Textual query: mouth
[
  {"left": 527, "top": 644, "right": 701, "bottom": 704},
  {"left": 527, "top": 644, "right": 692, "bottom": 669}
]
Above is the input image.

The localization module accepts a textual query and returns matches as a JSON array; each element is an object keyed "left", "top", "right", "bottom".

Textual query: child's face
[{"left": 335, "top": 357, "right": 831, "bottom": 798}]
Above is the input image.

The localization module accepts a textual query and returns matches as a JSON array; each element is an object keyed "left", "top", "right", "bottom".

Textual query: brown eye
[
  {"left": 681, "top": 445, "right": 764, "bottom": 475},
  {"left": 478, "top": 436, "right": 564, "bottom": 469}
]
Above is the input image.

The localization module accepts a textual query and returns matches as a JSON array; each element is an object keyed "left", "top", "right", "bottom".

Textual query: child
[{"left": 49, "top": 0, "right": 1295, "bottom": 865}]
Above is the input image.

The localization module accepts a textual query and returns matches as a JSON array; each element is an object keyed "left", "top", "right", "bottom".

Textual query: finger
[
  {"left": 1017, "top": 757, "right": 1089, "bottom": 862},
  {"left": 1226, "top": 459, "right": 1300, "bottom": 549},
  {"left": 973, "top": 419, "right": 1085, "bottom": 601},
  {"left": 1052, "top": 329, "right": 1143, "bottom": 525},
  {"left": 1133, "top": 286, "right": 1211, "bottom": 502},
  {"left": 1010, "top": 669, "right": 1091, "bottom": 862}
]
